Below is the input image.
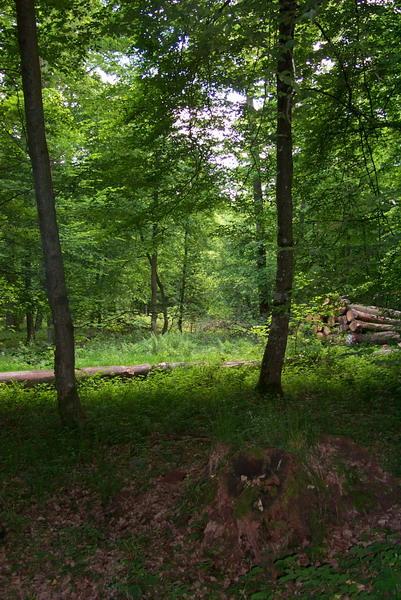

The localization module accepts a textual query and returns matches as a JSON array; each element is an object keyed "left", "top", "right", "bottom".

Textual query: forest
[{"left": 1, "top": 0, "right": 401, "bottom": 597}]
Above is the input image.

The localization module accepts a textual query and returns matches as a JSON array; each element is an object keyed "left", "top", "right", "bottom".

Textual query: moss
[
  {"left": 233, "top": 486, "right": 261, "bottom": 519},
  {"left": 280, "top": 468, "right": 311, "bottom": 502},
  {"left": 268, "top": 518, "right": 287, "bottom": 534},
  {"left": 307, "top": 508, "right": 328, "bottom": 559},
  {"left": 201, "top": 478, "right": 218, "bottom": 506},
  {"left": 176, "top": 477, "right": 218, "bottom": 524},
  {"left": 245, "top": 446, "right": 266, "bottom": 461},
  {"left": 338, "top": 462, "right": 376, "bottom": 512},
  {"left": 349, "top": 486, "right": 375, "bottom": 511}
]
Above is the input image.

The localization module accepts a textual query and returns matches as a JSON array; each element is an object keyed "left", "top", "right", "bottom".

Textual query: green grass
[
  {"left": 1, "top": 344, "right": 401, "bottom": 597},
  {"left": 0, "top": 330, "right": 264, "bottom": 372},
  {"left": 2, "top": 345, "right": 401, "bottom": 495}
]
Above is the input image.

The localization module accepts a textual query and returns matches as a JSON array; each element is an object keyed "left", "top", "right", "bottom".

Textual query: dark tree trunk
[
  {"left": 15, "top": 0, "right": 82, "bottom": 427},
  {"left": 148, "top": 222, "right": 167, "bottom": 335},
  {"left": 47, "top": 315, "right": 55, "bottom": 345},
  {"left": 150, "top": 252, "right": 158, "bottom": 335},
  {"left": 26, "top": 311, "right": 35, "bottom": 344},
  {"left": 4, "top": 256, "right": 21, "bottom": 330},
  {"left": 25, "top": 303, "right": 35, "bottom": 344},
  {"left": 156, "top": 271, "right": 169, "bottom": 335},
  {"left": 178, "top": 225, "right": 189, "bottom": 333},
  {"left": 91, "top": 273, "right": 102, "bottom": 325},
  {"left": 5, "top": 313, "right": 17, "bottom": 329},
  {"left": 246, "top": 95, "right": 270, "bottom": 319},
  {"left": 34, "top": 309, "right": 43, "bottom": 332},
  {"left": 24, "top": 261, "right": 35, "bottom": 344},
  {"left": 258, "top": 0, "right": 296, "bottom": 395},
  {"left": 148, "top": 249, "right": 169, "bottom": 335},
  {"left": 253, "top": 174, "right": 270, "bottom": 319}
]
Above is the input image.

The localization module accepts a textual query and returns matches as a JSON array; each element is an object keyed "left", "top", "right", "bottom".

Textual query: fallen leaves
[{"left": 1, "top": 436, "right": 401, "bottom": 599}]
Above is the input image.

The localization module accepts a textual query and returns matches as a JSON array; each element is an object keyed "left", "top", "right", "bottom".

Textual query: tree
[
  {"left": 15, "top": 0, "right": 83, "bottom": 426},
  {"left": 258, "top": 0, "right": 296, "bottom": 395},
  {"left": 246, "top": 93, "right": 271, "bottom": 319},
  {"left": 3, "top": 0, "right": 399, "bottom": 376}
]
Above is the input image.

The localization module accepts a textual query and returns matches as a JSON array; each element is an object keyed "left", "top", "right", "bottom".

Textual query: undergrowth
[
  {"left": 1, "top": 346, "right": 401, "bottom": 597},
  {"left": 0, "top": 330, "right": 264, "bottom": 371},
  {"left": 1, "top": 347, "right": 401, "bottom": 496},
  {"left": 231, "top": 538, "right": 401, "bottom": 598}
]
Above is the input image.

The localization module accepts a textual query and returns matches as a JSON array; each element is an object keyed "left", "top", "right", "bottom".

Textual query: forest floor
[{"left": 1, "top": 342, "right": 401, "bottom": 598}]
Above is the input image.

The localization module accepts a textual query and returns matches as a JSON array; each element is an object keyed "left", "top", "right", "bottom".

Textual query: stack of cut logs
[
  {"left": 314, "top": 300, "right": 401, "bottom": 345},
  {"left": 338, "top": 302, "right": 401, "bottom": 345}
]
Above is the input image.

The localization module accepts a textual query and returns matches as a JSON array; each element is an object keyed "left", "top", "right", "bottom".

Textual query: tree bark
[
  {"left": 246, "top": 95, "right": 270, "bottom": 319},
  {"left": 156, "top": 270, "right": 169, "bottom": 335},
  {"left": 147, "top": 251, "right": 169, "bottom": 335},
  {"left": 258, "top": 0, "right": 296, "bottom": 395},
  {"left": 46, "top": 314, "right": 55, "bottom": 345},
  {"left": 178, "top": 224, "right": 189, "bottom": 333},
  {"left": 148, "top": 223, "right": 158, "bottom": 335},
  {"left": 15, "top": 0, "right": 82, "bottom": 427},
  {"left": 34, "top": 309, "right": 43, "bottom": 332},
  {"left": 349, "top": 304, "right": 401, "bottom": 319},
  {"left": 0, "top": 359, "right": 261, "bottom": 386},
  {"left": 150, "top": 251, "right": 158, "bottom": 334},
  {"left": 347, "top": 308, "right": 401, "bottom": 326},
  {"left": 349, "top": 319, "right": 396, "bottom": 333},
  {"left": 338, "top": 315, "right": 349, "bottom": 331},
  {"left": 147, "top": 222, "right": 168, "bottom": 334},
  {"left": 26, "top": 311, "right": 35, "bottom": 344},
  {"left": 350, "top": 331, "right": 401, "bottom": 344},
  {"left": 24, "top": 261, "right": 35, "bottom": 344}
]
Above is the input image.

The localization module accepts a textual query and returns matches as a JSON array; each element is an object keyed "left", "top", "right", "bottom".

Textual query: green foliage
[
  {"left": 0, "top": 330, "right": 264, "bottom": 372},
  {"left": 2, "top": 0, "right": 401, "bottom": 333},
  {"left": 231, "top": 538, "right": 401, "bottom": 598},
  {"left": 1, "top": 345, "right": 401, "bottom": 496},
  {"left": 2, "top": 0, "right": 401, "bottom": 595}
]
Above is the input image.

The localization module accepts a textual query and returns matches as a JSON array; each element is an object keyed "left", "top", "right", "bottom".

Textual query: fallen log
[
  {"left": 348, "top": 320, "right": 396, "bottom": 333},
  {"left": 350, "top": 331, "right": 401, "bottom": 345},
  {"left": 346, "top": 308, "right": 401, "bottom": 326},
  {"left": 0, "top": 359, "right": 260, "bottom": 387},
  {"left": 349, "top": 304, "right": 401, "bottom": 319}
]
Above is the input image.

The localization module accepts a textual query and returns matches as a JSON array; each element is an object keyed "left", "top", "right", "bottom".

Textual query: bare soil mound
[{"left": 202, "top": 436, "right": 401, "bottom": 574}]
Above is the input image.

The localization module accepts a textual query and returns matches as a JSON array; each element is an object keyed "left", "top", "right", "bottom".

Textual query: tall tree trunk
[
  {"left": 34, "top": 309, "right": 43, "bottom": 332},
  {"left": 24, "top": 260, "right": 35, "bottom": 344},
  {"left": 150, "top": 251, "right": 158, "bottom": 335},
  {"left": 246, "top": 95, "right": 270, "bottom": 319},
  {"left": 148, "top": 222, "right": 167, "bottom": 335},
  {"left": 253, "top": 173, "right": 270, "bottom": 318},
  {"left": 178, "top": 225, "right": 189, "bottom": 333},
  {"left": 47, "top": 314, "right": 55, "bottom": 345},
  {"left": 26, "top": 311, "right": 35, "bottom": 344},
  {"left": 90, "top": 273, "right": 102, "bottom": 325},
  {"left": 148, "top": 250, "right": 169, "bottom": 335},
  {"left": 15, "top": 0, "right": 82, "bottom": 426},
  {"left": 156, "top": 271, "right": 169, "bottom": 335},
  {"left": 4, "top": 249, "right": 20, "bottom": 330},
  {"left": 258, "top": 0, "right": 296, "bottom": 395}
]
